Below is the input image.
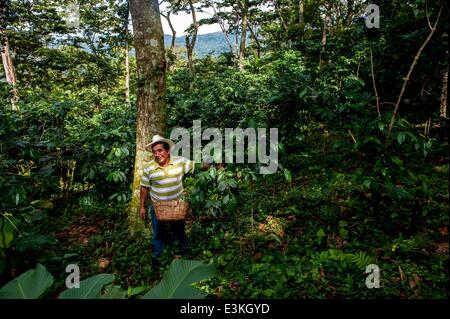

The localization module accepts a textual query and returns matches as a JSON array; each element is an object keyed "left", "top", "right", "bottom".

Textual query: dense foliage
[{"left": 0, "top": 0, "right": 448, "bottom": 299}]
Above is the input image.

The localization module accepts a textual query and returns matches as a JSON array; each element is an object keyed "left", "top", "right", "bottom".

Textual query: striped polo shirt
[{"left": 140, "top": 156, "right": 195, "bottom": 201}]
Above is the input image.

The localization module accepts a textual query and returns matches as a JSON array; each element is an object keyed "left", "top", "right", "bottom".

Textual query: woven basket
[{"left": 153, "top": 200, "right": 189, "bottom": 222}]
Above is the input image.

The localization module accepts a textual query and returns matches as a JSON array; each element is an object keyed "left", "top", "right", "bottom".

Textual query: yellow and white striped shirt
[{"left": 140, "top": 156, "right": 195, "bottom": 201}]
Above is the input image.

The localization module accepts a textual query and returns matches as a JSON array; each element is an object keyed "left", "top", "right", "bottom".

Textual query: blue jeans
[{"left": 149, "top": 206, "right": 187, "bottom": 257}]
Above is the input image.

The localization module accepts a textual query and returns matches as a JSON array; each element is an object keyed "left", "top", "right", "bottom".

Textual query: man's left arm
[{"left": 183, "top": 157, "right": 211, "bottom": 175}]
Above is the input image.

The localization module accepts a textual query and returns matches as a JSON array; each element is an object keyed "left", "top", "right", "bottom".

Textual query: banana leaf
[
  {"left": 59, "top": 273, "right": 115, "bottom": 299},
  {"left": 142, "top": 259, "right": 216, "bottom": 299},
  {"left": 0, "top": 263, "right": 53, "bottom": 299}
]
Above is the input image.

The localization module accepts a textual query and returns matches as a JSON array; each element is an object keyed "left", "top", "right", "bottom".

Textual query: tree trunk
[
  {"left": 440, "top": 69, "right": 448, "bottom": 119},
  {"left": 1, "top": 32, "right": 19, "bottom": 111},
  {"left": 369, "top": 44, "right": 380, "bottom": 117},
  {"left": 299, "top": 0, "right": 304, "bottom": 30},
  {"left": 346, "top": 0, "right": 354, "bottom": 25},
  {"left": 168, "top": 12, "right": 176, "bottom": 50},
  {"left": 125, "top": 40, "right": 130, "bottom": 103},
  {"left": 124, "top": 5, "right": 130, "bottom": 103},
  {"left": 161, "top": 11, "right": 176, "bottom": 71},
  {"left": 161, "top": 11, "right": 176, "bottom": 50},
  {"left": 185, "top": 35, "right": 194, "bottom": 73},
  {"left": 211, "top": 3, "right": 235, "bottom": 56},
  {"left": 129, "top": 0, "right": 167, "bottom": 236},
  {"left": 319, "top": 8, "right": 329, "bottom": 69},
  {"left": 248, "top": 23, "right": 260, "bottom": 58},
  {"left": 185, "top": 0, "right": 198, "bottom": 74},
  {"left": 238, "top": 0, "right": 248, "bottom": 71},
  {"left": 386, "top": 5, "right": 443, "bottom": 144}
]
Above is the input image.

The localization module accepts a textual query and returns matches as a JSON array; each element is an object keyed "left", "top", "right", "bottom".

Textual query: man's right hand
[{"left": 139, "top": 207, "right": 147, "bottom": 220}]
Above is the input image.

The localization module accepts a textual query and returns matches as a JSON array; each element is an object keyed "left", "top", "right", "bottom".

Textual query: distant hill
[
  {"left": 53, "top": 31, "right": 245, "bottom": 58},
  {"left": 164, "top": 31, "right": 244, "bottom": 57}
]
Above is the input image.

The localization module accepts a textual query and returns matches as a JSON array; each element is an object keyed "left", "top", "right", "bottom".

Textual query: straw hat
[{"left": 145, "top": 135, "right": 174, "bottom": 151}]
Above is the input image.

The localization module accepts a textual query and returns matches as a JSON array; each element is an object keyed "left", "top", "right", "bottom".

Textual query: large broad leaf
[
  {"left": 0, "top": 263, "right": 53, "bottom": 299},
  {"left": 0, "top": 217, "right": 14, "bottom": 249},
  {"left": 59, "top": 274, "right": 115, "bottom": 299},
  {"left": 14, "top": 233, "right": 57, "bottom": 252},
  {"left": 142, "top": 259, "right": 216, "bottom": 299},
  {"left": 30, "top": 199, "right": 53, "bottom": 210}
]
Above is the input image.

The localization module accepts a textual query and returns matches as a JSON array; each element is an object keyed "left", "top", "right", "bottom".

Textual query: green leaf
[
  {"left": 391, "top": 156, "right": 403, "bottom": 166},
  {"left": 283, "top": 168, "right": 292, "bottom": 183},
  {"left": 423, "top": 140, "right": 432, "bottom": 158},
  {"left": 218, "top": 181, "right": 227, "bottom": 192},
  {"left": 0, "top": 217, "right": 14, "bottom": 249},
  {"left": 362, "top": 179, "right": 371, "bottom": 189},
  {"left": 338, "top": 220, "right": 348, "bottom": 228},
  {"left": 127, "top": 286, "right": 147, "bottom": 297},
  {"left": 225, "top": 171, "right": 233, "bottom": 178},
  {"left": 228, "top": 179, "right": 237, "bottom": 189},
  {"left": 142, "top": 259, "right": 216, "bottom": 299},
  {"left": 263, "top": 288, "right": 274, "bottom": 297},
  {"left": 209, "top": 166, "right": 217, "bottom": 180},
  {"left": 353, "top": 77, "right": 365, "bottom": 86},
  {"left": 316, "top": 228, "right": 326, "bottom": 238},
  {"left": 0, "top": 264, "right": 54, "bottom": 299},
  {"left": 121, "top": 147, "right": 130, "bottom": 157},
  {"left": 14, "top": 233, "right": 57, "bottom": 252},
  {"left": 299, "top": 88, "right": 308, "bottom": 98},
  {"left": 397, "top": 132, "right": 406, "bottom": 145},
  {"left": 349, "top": 252, "right": 374, "bottom": 270},
  {"left": 21, "top": 208, "right": 46, "bottom": 223},
  {"left": 404, "top": 131, "right": 418, "bottom": 143},
  {"left": 59, "top": 274, "right": 115, "bottom": 299},
  {"left": 363, "top": 137, "right": 381, "bottom": 145},
  {"left": 339, "top": 228, "right": 348, "bottom": 239},
  {"left": 222, "top": 194, "right": 230, "bottom": 206},
  {"left": 30, "top": 199, "right": 53, "bottom": 210}
]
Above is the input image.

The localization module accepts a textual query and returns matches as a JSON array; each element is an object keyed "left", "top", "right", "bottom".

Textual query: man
[{"left": 139, "top": 135, "right": 208, "bottom": 258}]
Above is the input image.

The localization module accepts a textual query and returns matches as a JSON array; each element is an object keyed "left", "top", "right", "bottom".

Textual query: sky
[{"left": 159, "top": 3, "right": 222, "bottom": 36}]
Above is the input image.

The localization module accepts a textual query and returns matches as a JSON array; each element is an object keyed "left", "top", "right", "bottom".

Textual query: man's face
[{"left": 152, "top": 143, "right": 170, "bottom": 166}]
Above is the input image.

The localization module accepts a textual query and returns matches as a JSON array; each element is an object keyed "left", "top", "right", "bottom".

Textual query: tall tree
[
  {"left": 298, "top": 0, "right": 304, "bottom": 28},
  {"left": 160, "top": 4, "right": 176, "bottom": 50},
  {"left": 440, "top": 69, "right": 448, "bottom": 119},
  {"left": 129, "top": 0, "right": 167, "bottom": 235},
  {"left": 123, "top": 1, "right": 131, "bottom": 103},
  {"left": 185, "top": 0, "right": 199, "bottom": 73},
  {"left": 203, "top": 0, "right": 262, "bottom": 65},
  {"left": 204, "top": 0, "right": 238, "bottom": 56},
  {"left": 319, "top": 3, "right": 330, "bottom": 68},
  {"left": 238, "top": 0, "right": 248, "bottom": 70},
  {"left": 1, "top": 32, "right": 19, "bottom": 111},
  {"left": 1, "top": 0, "right": 19, "bottom": 111},
  {"left": 166, "top": 0, "right": 199, "bottom": 73}
]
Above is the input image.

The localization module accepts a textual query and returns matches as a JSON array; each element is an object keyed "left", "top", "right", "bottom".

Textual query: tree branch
[
  {"left": 385, "top": 4, "right": 442, "bottom": 145},
  {"left": 369, "top": 44, "right": 380, "bottom": 117}
]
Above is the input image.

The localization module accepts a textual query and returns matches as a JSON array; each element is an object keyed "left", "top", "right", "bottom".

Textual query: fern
[
  {"left": 348, "top": 252, "right": 375, "bottom": 270},
  {"left": 393, "top": 235, "right": 432, "bottom": 253}
]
